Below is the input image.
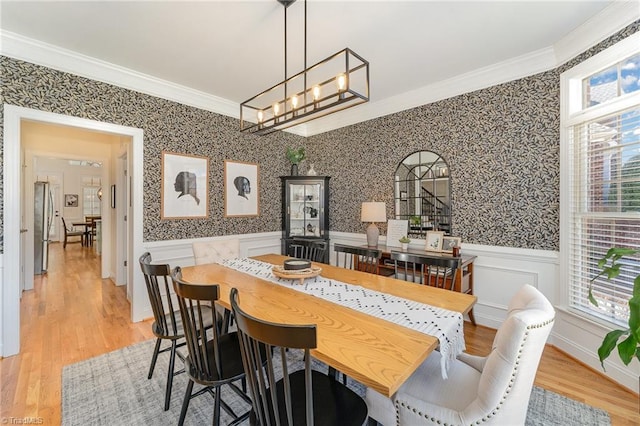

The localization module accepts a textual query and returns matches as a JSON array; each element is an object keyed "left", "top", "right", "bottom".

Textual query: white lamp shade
[{"left": 361, "top": 202, "right": 387, "bottom": 223}]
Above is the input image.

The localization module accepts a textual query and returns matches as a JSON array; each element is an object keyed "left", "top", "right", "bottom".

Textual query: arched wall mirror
[{"left": 394, "top": 151, "right": 451, "bottom": 237}]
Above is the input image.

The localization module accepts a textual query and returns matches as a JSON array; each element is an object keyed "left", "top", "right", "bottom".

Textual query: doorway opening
[{"left": 2, "top": 105, "right": 145, "bottom": 357}]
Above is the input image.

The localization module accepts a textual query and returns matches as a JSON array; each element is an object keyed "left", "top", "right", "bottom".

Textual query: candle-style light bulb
[
  {"left": 273, "top": 102, "right": 280, "bottom": 116},
  {"left": 312, "top": 85, "right": 321, "bottom": 100},
  {"left": 257, "top": 110, "right": 264, "bottom": 123},
  {"left": 336, "top": 74, "right": 347, "bottom": 92},
  {"left": 291, "top": 95, "right": 298, "bottom": 109}
]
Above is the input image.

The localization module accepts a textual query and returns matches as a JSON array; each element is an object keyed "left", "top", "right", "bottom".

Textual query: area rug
[{"left": 62, "top": 339, "right": 611, "bottom": 425}]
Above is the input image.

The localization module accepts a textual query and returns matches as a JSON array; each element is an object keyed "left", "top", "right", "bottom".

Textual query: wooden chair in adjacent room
[
  {"left": 333, "top": 243, "right": 382, "bottom": 274},
  {"left": 171, "top": 268, "right": 251, "bottom": 426},
  {"left": 288, "top": 238, "right": 328, "bottom": 263},
  {"left": 139, "top": 252, "right": 214, "bottom": 412},
  {"left": 391, "top": 251, "right": 462, "bottom": 290},
  {"left": 60, "top": 217, "right": 84, "bottom": 249},
  {"left": 82, "top": 215, "right": 100, "bottom": 246},
  {"left": 230, "top": 287, "right": 369, "bottom": 426},
  {"left": 366, "top": 284, "right": 555, "bottom": 426}
]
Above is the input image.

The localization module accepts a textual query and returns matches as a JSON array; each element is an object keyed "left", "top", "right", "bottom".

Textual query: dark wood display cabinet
[{"left": 281, "top": 176, "right": 330, "bottom": 263}]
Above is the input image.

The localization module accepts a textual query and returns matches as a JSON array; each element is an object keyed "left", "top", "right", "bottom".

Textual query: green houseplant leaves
[
  {"left": 286, "top": 147, "right": 305, "bottom": 165},
  {"left": 589, "top": 247, "right": 640, "bottom": 369}
]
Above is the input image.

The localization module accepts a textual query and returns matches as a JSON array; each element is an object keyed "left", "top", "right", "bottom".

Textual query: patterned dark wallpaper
[
  {"left": 306, "top": 20, "right": 639, "bottom": 251},
  {"left": 0, "top": 56, "right": 304, "bottom": 247},
  {"left": 0, "top": 20, "right": 638, "bottom": 253},
  {"left": 306, "top": 70, "right": 561, "bottom": 250}
]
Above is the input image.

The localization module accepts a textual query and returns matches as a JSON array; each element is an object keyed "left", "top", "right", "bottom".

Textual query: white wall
[
  {"left": 22, "top": 121, "right": 119, "bottom": 284},
  {"left": 34, "top": 157, "right": 102, "bottom": 222}
]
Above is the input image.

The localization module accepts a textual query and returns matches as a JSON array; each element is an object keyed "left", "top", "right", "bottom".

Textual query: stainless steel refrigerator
[{"left": 34, "top": 181, "right": 53, "bottom": 274}]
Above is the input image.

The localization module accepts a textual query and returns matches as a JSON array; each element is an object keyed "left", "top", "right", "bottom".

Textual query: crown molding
[
  {"left": 0, "top": 30, "right": 239, "bottom": 120},
  {"left": 303, "top": 46, "right": 557, "bottom": 137},
  {"left": 1, "top": 0, "right": 637, "bottom": 138},
  {"left": 553, "top": 0, "right": 640, "bottom": 67}
]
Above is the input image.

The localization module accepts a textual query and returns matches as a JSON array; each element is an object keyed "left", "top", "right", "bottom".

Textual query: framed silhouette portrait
[
  {"left": 161, "top": 151, "right": 209, "bottom": 219},
  {"left": 224, "top": 160, "right": 259, "bottom": 217}
]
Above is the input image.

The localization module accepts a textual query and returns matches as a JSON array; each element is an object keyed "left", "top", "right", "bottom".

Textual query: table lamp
[{"left": 361, "top": 202, "right": 387, "bottom": 247}]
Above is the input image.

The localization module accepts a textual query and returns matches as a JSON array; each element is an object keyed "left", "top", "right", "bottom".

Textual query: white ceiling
[{"left": 1, "top": 0, "right": 637, "bottom": 135}]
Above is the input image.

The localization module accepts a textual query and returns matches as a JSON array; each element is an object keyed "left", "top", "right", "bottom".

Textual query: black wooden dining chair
[
  {"left": 288, "top": 238, "right": 328, "bottom": 263},
  {"left": 230, "top": 287, "right": 369, "bottom": 426},
  {"left": 391, "top": 251, "right": 462, "bottom": 290},
  {"left": 333, "top": 243, "right": 382, "bottom": 274},
  {"left": 171, "top": 267, "right": 251, "bottom": 426},
  {"left": 139, "top": 252, "right": 214, "bottom": 411}
]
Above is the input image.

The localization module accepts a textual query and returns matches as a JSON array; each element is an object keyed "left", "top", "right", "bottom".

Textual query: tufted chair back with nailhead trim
[
  {"left": 369, "top": 284, "right": 555, "bottom": 426},
  {"left": 192, "top": 239, "right": 240, "bottom": 265}
]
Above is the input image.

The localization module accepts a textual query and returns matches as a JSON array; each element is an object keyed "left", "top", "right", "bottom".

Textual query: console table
[{"left": 346, "top": 243, "right": 477, "bottom": 325}]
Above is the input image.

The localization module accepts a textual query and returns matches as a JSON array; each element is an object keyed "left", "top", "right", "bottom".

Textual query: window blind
[{"left": 566, "top": 51, "right": 640, "bottom": 326}]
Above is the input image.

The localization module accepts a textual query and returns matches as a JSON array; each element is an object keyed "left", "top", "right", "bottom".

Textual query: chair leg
[
  {"left": 164, "top": 340, "right": 178, "bottom": 411},
  {"left": 178, "top": 379, "right": 194, "bottom": 426},
  {"left": 148, "top": 338, "right": 162, "bottom": 379},
  {"left": 213, "top": 387, "right": 221, "bottom": 426}
]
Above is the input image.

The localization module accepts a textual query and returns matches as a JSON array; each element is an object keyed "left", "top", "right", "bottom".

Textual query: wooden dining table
[
  {"left": 180, "top": 253, "right": 477, "bottom": 397},
  {"left": 71, "top": 222, "right": 91, "bottom": 246}
]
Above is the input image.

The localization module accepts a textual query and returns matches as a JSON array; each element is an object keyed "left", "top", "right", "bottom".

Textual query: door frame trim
[{"left": 2, "top": 104, "right": 144, "bottom": 356}]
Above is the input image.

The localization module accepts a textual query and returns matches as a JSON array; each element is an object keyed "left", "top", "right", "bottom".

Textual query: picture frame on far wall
[
  {"left": 161, "top": 151, "right": 209, "bottom": 219},
  {"left": 65, "top": 194, "right": 78, "bottom": 207},
  {"left": 442, "top": 236, "right": 461, "bottom": 253},
  {"left": 425, "top": 231, "right": 444, "bottom": 252},
  {"left": 224, "top": 160, "right": 259, "bottom": 217}
]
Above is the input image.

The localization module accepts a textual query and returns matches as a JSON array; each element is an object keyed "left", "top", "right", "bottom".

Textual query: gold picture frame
[
  {"left": 161, "top": 151, "right": 209, "bottom": 219},
  {"left": 224, "top": 160, "right": 259, "bottom": 217},
  {"left": 425, "top": 231, "right": 444, "bottom": 252}
]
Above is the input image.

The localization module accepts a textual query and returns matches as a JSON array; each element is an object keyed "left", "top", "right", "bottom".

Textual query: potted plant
[
  {"left": 399, "top": 236, "right": 411, "bottom": 251},
  {"left": 589, "top": 247, "right": 640, "bottom": 370},
  {"left": 286, "top": 147, "right": 305, "bottom": 175}
]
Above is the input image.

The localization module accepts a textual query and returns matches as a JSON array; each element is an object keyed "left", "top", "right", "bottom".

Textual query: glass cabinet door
[{"left": 288, "top": 183, "right": 323, "bottom": 237}]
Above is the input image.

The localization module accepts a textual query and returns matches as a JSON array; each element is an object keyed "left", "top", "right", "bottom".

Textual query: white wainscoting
[
  {"left": 328, "top": 232, "right": 558, "bottom": 328},
  {"left": 137, "top": 231, "right": 282, "bottom": 322},
  {"left": 132, "top": 230, "right": 638, "bottom": 393},
  {"left": 328, "top": 232, "right": 637, "bottom": 393}
]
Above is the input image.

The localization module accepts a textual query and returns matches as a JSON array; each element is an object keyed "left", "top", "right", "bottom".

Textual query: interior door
[
  {"left": 116, "top": 153, "right": 130, "bottom": 296},
  {"left": 50, "top": 183, "right": 62, "bottom": 242}
]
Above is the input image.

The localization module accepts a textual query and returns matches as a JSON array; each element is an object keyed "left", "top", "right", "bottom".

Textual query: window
[
  {"left": 83, "top": 186, "right": 101, "bottom": 217},
  {"left": 81, "top": 176, "right": 102, "bottom": 218},
  {"left": 561, "top": 33, "right": 640, "bottom": 327}
]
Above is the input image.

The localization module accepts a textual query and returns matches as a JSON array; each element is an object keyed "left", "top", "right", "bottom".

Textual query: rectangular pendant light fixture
[{"left": 239, "top": 0, "right": 370, "bottom": 136}]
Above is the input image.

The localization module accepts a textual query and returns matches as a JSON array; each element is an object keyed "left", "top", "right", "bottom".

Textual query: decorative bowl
[{"left": 283, "top": 259, "right": 311, "bottom": 270}]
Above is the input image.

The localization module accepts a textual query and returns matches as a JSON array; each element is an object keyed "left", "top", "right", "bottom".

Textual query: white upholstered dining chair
[
  {"left": 192, "top": 238, "right": 240, "bottom": 265},
  {"left": 366, "top": 284, "right": 555, "bottom": 426},
  {"left": 192, "top": 238, "right": 241, "bottom": 331}
]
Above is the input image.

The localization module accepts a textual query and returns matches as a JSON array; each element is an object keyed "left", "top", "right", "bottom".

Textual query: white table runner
[{"left": 222, "top": 258, "right": 465, "bottom": 379}]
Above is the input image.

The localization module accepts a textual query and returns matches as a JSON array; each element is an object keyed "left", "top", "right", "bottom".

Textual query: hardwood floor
[
  {"left": 0, "top": 242, "right": 154, "bottom": 424},
  {"left": 1, "top": 242, "right": 638, "bottom": 424}
]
